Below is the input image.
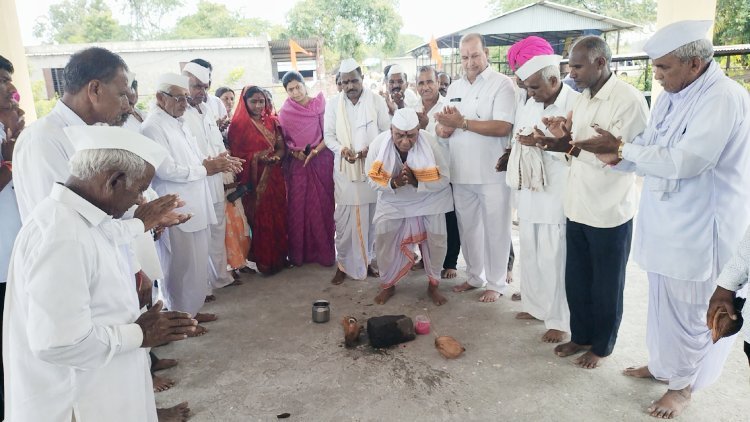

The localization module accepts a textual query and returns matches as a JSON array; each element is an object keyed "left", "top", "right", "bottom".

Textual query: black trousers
[
  {"left": 566, "top": 218, "right": 632, "bottom": 357},
  {"left": 745, "top": 341, "right": 750, "bottom": 367},
  {"left": 443, "top": 211, "right": 461, "bottom": 270}
]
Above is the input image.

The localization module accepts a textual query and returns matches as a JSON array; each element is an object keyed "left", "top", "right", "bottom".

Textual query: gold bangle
[{"left": 617, "top": 142, "right": 624, "bottom": 159}]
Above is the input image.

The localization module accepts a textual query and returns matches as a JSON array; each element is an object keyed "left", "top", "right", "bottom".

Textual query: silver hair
[
  {"left": 671, "top": 39, "right": 714, "bottom": 62},
  {"left": 540, "top": 65, "right": 561, "bottom": 83},
  {"left": 69, "top": 148, "right": 147, "bottom": 187},
  {"left": 571, "top": 36, "right": 611, "bottom": 64}
]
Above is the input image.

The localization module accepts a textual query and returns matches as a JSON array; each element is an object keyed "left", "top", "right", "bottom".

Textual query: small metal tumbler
[{"left": 312, "top": 300, "right": 330, "bottom": 323}]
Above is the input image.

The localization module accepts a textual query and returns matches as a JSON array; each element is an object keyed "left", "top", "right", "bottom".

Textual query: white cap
[
  {"left": 157, "top": 73, "right": 189, "bottom": 91},
  {"left": 387, "top": 64, "right": 404, "bottom": 78},
  {"left": 182, "top": 62, "right": 210, "bottom": 84},
  {"left": 643, "top": 20, "right": 713, "bottom": 59},
  {"left": 64, "top": 125, "right": 168, "bottom": 170},
  {"left": 515, "top": 54, "right": 562, "bottom": 81},
  {"left": 391, "top": 108, "right": 419, "bottom": 131},
  {"left": 339, "top": 58, "right": 359, "bottom": 74}
]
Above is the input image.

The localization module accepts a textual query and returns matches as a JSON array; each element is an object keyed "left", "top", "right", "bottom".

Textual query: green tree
[
  {"left": 286, "top": 0, "right": 402, "bottom": 64},
  {"left": 120, "top": 0, "right": 183, "bottom": 40},
  {"left": 488, "top": 0, "right": 657, "bottom": 25},
  {"left": 714, "top": 0, "right": 750, "bottom": 45},
  {"left": 168, "top": 1, "right": 280, "bottom": 39},
  {"left": 33, "top": 0, "right": 128, "bottom": 44},
  {"left": 395, "top": 34, "right": 426, "bottom": 56}
]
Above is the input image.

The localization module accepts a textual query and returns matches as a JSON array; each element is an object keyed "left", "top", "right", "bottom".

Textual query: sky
[{"left": 16, "top": 0, "right": 496, "bottom": 46}]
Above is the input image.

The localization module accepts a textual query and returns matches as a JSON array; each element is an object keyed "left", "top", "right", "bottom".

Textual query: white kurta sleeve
[
  {"left": 323, "top": 99, "right": 343, "bottom": 157},
  {"left": 374, "top": 95, "right": 392, "bottom": 132},
  {"left": 716, "top": 225, "right": 750, "bottom": 292},
  {"left": 491, "top": 77, "right": 516, "bottom": 124},
  {"left": 142, "top": 125, "right": 208, "bottom": 182},
  {"left": 621, "top": 94, "right": 737, "bottom": 180},
  {"left": 26, "top": 239, "right": 143, "bottom": 369},
  {"left": 417, "top": 137, "right": 451, "bottom": 193}
]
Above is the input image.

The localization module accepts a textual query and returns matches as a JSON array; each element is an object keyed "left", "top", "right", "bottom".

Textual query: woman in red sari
[{"left": 228, "top": 86, "right": 288, "bottom": 274}]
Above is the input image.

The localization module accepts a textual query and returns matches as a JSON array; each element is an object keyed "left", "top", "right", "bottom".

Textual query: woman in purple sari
[{"left": 278, "top": 71, "right": 335, "bottom": 267}]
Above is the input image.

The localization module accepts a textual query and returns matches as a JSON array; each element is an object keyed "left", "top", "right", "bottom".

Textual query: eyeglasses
[{"left": 160, "top": 91, "right": 191, "bottom": 103}]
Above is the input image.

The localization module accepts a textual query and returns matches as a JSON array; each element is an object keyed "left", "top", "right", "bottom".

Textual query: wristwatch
[{"left": 617, "top": 142, "right": 625, "bottom": 160}]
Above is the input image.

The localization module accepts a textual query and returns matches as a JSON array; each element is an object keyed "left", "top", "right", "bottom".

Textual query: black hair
[
  {"left": 215, "top": 87, "right": 234, "bottom": 97},
  {"left": 131, "top": 79, "right": 138, "bottom": 92},
  {"left": 437, "top": 72, "right": 452, "bottom": 84},
  {"left": 281, "top": 71, "right": 304, "bottom": 89},
  {"left": 63, "top": 47, "right": 128, "bottom": 94},
  {"left": 190, "top": 58, "right": 213, "bottom": 71},
  {"left": 0, "top": 55, "right": 14, "bottom": 74},
  {"left": 383, "top": 64, "right": 392, "bottom": 77},
  {"left": 418, "top": 66, "right": 438, "bottom": 80},
  {"left": 243, "top": 86, "right": 265, "bottom": 102}
]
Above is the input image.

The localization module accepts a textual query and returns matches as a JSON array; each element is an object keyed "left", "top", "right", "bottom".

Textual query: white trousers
[
  {"left": 375, "top": 214, "right": 447, "bottom": 288},
  {"left": 208, "top": 200, "right": 232, "bottom": 289},
  {"left": 519, "top": 221, "right": 570, "bottom": 332},
  {"left": 646, "top": 273, "right": 737, "bottom": 391},
  {"left": 453, "top": 183, "right": 512, "bottom": 293},
  {"left": 159, "top": 228, "right": 210, "bottom": 315},
  {"left": 335, "top": 203, "right": 376, "bottom": 280}
]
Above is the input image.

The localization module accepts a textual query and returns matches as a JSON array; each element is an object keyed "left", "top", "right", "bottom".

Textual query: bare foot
[
  {"left": 152, "top": 358, "right": 178, "bottom": 372},
  {"left": 374, "top": 286, "right": 395, "bottom": 304},
  {"left": 153, "top": 374, "right": 175, "bottom": 392},
  {"left": 506, "top": 270, "right": 513, "bottom": 283},
  {"left": 331, "top": 268, "right": 347, "bottom": 285},
  {"left": 186, "top": 324, "right": 208, "bottom": 337},
  {"left": 479, "top": 290, "right": 502, "bottom": 302},
  {"left": 554, "top": 341, "right": 590, "bottom": 357},
  {"left": 204, "top": 295, "right": 216, "bottom": 303},
  {"left": 515, "top": 312, "right": 538, "bottom": 320},
  {"left": 411, "top": 259, "right": 424, "bottom": 270},
  {"left": 542, "top": 329, "right": 565, "bottom": 343},
  {"left": 623, "top": 365, "right": 654, "bottom": 378},
  {"left": 157, "top": 402, "right": 190, "bottom": 422},
  {"left": 452, "top": 281, "right": 476, "bottom": 293},
  {"left": 441, "top": 268, "right": 457, "bottom": 279},
  {"left": 648, "top": 388, "right": 691, "bottom": 419},
  {"left": 574, "top": 351, "right": 605, "bottom": 369},
  {"left": 194, "top": 313, "right": 217, "bottom": 323},
  {"left": 511, "top": 292, "right": 521, "bottom": 301},
  {"left": 428, "top": 284, "right": 448, "bottom": 306},
  {"left": 367, "top": 265, "right": 380, "bottom": 278}
]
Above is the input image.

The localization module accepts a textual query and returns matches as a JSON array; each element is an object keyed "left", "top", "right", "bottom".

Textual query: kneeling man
[{"left": 366, "top": 109, "right": 453, "bottom": 305}]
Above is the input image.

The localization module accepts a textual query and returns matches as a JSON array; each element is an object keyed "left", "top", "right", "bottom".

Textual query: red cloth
[
  {"left": 227, "top": 86, "right": 288, "bottom": 274},
  {"left": 507, "top": 36, "right": 554, "bottom": 72}
]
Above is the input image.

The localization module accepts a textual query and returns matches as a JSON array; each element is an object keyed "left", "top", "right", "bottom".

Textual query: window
[{"left": 42, "top": 68, "right": 65, "bottom": 99}]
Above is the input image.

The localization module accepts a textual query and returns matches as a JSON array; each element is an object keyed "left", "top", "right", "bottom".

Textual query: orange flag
[
  {"left": 429, "top": 36, "right": 443, "bottom": 71},
  {"left": 289, "top": 39, "right": 312, "bottom": 71}
]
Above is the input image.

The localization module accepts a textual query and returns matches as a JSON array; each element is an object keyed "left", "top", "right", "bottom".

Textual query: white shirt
[
  {"left": 620, "top": 65, "right": 750, "bottom": 281},
  {"left": 415, "top": 94, "right": 449, "bottom": 138},
  {"left": 514, "top": 84, "right": 579, "bottom": 225},
  {"left": 443, "top": 66, "right": 516, "bottom": 184},
  {"left": 3, "top": 184, "right": 155, "bottom": 422},
  {"left": 366, "top": 130, "right": 454, "bottom": 223},
  {"left": 564, "top": 75, "right": 649, "bottom": 228},
  {"left": 715, "top": 225, "right": 750, "bottom": 341},
  {"left": 323, "top": 89, "right": 391, "bottom": 205},
  {"left": 183, "top": 103, "right": 227, "bottom": 204},
  {"left": 141, "top": 105, "right": 216, "bottom": 232},
  {"left": 13, "top": 101, "right": 85, "bottom": 221},
  {"left": 0, "top": 125, "right": 22, "bottom": 283},
  {"left": 206, "top": 95, "right": 228, "bottom": 120}
]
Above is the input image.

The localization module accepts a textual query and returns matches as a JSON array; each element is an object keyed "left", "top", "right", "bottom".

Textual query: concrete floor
[{"left": 154, "top": 233, "right": 750, "bottom": 421}]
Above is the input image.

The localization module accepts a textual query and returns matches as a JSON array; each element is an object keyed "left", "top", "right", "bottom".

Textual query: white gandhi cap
[
  {"left": 515, "top": 55, "right": 562, "bottom": 81},
  {"left": 387, "top": 64, "right": 405, "bottom": 78},
  {"left": 157, "top": 73, "right": 189, "bottom": 91},
  {"left": 339, "top": 58, "right": 360, "bottom": 74},
  {"left": 64, "top": 125, "right": 168, "bottom": 170},
  {"left": 182, "top": 62, "right": 210, "bottom": 84},
  {"left": 643, "top": 20, "right": 713, "bottom": 60},
  {"left": 391, "top": 108, "right": 419, "bottom": 131}
]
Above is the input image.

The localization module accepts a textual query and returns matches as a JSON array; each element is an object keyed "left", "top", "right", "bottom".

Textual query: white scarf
[
  {"left": 368, "top": 132, "right": 440, "bottom": 187},
  {"left": 506, "top": 131, "right": 546, "bottom": 191}
]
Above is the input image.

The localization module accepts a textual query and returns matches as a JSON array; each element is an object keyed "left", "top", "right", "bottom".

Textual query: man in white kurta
[
  {"left": 141, "top": 74, "right": 222, "bottom": 318},
  {"left": 575, "top": 21, "right": 750, "bottom": 418},
  {"left": 435, "top": 33, "right": 516, "bottom": 302},
  {"left": 505, "top": 43, "right": 578, "bottom": 343},
  {"left": 3, "top": 126, "right": 196, "bottom": 422},
  {"left": 366, "top": 109, "right": 453, "bottom": 305},
  {"left": 324, "top": 58, "right": 391, "bottom": 284},
  {"left": 182, "top": 62, "right": 234, "bottom": 289}
]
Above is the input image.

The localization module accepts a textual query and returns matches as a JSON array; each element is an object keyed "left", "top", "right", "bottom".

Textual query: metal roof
[
  {"left": 269, "top": 38, "right": 321, "bottom": 62},
  {"left": 560, "top": 44, "right": 750, "bottom": 63},
  {"left": 407, "top": 0, "right": 640, "bottom": 57}
]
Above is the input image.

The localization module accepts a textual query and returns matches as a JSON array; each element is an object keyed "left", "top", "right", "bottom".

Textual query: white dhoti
[
  {"left": 208, "top": 200, "right": 232, "bottom": 289},
  {"left": 335, "top": 203, "right": 376, "bottom": 280},
  {"left": 646, "top": 273, "right": 739, "bottom": 391},
  {"left": 453, "top": 183, "right": 512, "bottom": 293},
  {"left": 376, "top": 214, "right": 447, "bottom": 288},
  {"left": 159, "top": 227, "right": 210, "bottom": 315},
  {"left": 519, "top": 222, "right": 569, "bottom": 332}
]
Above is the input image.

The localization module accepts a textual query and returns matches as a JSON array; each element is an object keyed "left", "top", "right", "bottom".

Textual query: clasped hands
[
  {"left": 390, "top": 163, "right": 418, "bottom": 189},
  {"left": 341, "top": 146, "right": 368, "bottom": 164},
  {"left": 434, "top": 106, "right": 464, "bottom": 138},
  {"left": 134, "top": 193, "right": 192, "bottom": 232},
  {"left": 204, "top": 152, "right": 244, "bottom": 175}
]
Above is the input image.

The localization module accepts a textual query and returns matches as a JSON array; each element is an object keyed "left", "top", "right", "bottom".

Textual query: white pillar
[
  {"left": 0, "top": 0, "right": 37, "bottom": 122},
  {"left": 651, "top": 0, "right": 718, "bottom": 102}
]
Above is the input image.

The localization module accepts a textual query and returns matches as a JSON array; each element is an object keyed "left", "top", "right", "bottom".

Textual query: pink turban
[{"left": 507, "top": 36, "right": 554, "bottom": 72}]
